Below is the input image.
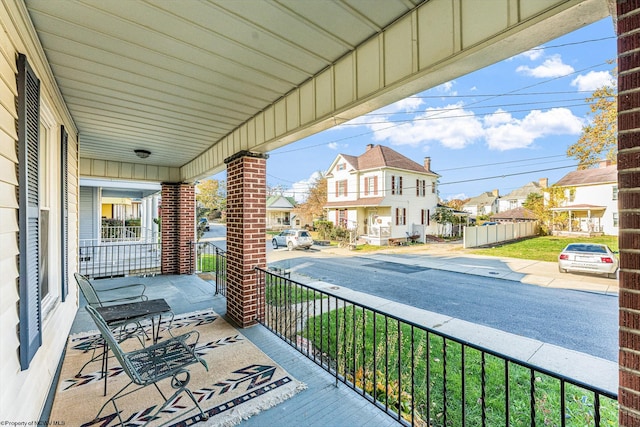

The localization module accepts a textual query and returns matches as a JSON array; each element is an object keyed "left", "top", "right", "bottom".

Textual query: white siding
[
  {"left": 572, "top": 183, "right": 618, "bottom": 235},
  {"left": 0, "top": 2, "right": 79, "bottom": 421}
]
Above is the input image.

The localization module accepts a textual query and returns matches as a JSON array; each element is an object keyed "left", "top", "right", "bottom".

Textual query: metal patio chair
[
  {"left": 86, "top": 305, "right": 209, "bottom": 425},
  {"left": 74, "top": 273, "right": 150, "bottom": 377}
]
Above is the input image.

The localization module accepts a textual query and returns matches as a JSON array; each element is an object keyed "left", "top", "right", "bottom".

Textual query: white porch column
[{"left": 152, "top": 194, "right": 159, "bottom": 240}]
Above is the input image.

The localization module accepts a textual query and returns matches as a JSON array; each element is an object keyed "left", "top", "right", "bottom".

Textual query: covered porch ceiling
[{"left": 22, "top": 0, "right": 609, "bottom": 183}]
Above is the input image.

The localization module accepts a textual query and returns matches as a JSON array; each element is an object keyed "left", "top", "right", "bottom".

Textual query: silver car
[
  {"left": 558, "top": 243, "right": 619, "bottom": 279},
  {"left": 272, "top": 229, "right": 313, "bottom": 251}
]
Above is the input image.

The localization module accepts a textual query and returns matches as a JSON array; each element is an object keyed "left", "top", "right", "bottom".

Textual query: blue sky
[{"left": 215, "top": 17, "right": 616, "bottom": 203}]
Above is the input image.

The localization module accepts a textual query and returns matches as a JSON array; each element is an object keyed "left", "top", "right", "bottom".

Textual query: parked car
[
  {"left": 272, "top": 229, "right": 313, "bottom": 251},
  {"left": 558, "top": 243, "right": 619, "bottom": 278},
  {"left": 482, "top": 222, "right": 497, "bottom": 226},
  {"left": 199, "top": 217, "right": 210, "bottom": 231}
]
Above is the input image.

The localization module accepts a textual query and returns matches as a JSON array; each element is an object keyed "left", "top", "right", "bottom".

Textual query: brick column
[
  {"left": 618, "top": 2, "right": 640, "bottom": 425},
  {"left": 224, "top": 151, "right": 268, "bottom": 327},
  {"left": 160, "top": 183, "right": 195, "bottom": 275}
]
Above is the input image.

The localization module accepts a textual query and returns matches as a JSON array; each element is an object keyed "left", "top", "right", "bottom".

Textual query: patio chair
[
  {"left": 74, "top": 273, "right": 150, "bottom": 377},
  {"left": 86, "top": 305, "right": 209, "bottom": 425}
]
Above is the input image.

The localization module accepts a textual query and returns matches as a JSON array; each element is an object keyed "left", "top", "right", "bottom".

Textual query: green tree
[
  {"left": 430, "top": 206, "right": 456, "bottom": 236},
  {"left": 523, "top": 187, "right": 573, "bottom": 235},
  {"left": 567, "top": 84, "right": 617, "bottom": 169}
]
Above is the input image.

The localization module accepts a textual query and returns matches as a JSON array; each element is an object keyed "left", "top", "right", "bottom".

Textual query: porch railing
[
  {"left": 255, "top": 267, "right": 618, "bottom": 426},
  {"left": 79, "top": 242, "right": 161, "bottom": 279},
  {"left": 190, "top": 241, "right": 227, "bottom": 296}
]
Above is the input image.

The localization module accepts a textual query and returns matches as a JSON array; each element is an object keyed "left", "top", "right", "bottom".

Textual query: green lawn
[{"left": 468, "top": 235, "right": 618, "bottom": 263}]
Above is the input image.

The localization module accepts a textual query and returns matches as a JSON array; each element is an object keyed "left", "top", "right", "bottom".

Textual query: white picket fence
[{"left": 463, "top": 222, "right": 538, "bottom": 248}]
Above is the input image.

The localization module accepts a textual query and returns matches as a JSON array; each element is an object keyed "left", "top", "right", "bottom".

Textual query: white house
[
  {"left": 463, "top": 190, "right": 500, "bottom": 218},
  {"left": 266, "top": 195, "right": 297, "bottom": 229},
  {"left": 498, "top": 178, "right": 548, "bottom": 212},
  {"left": 324, "top": 144, "right": 439, "bottom": 245},
  {"left": 550, "top": 161, "right": 618, "bottom": 236}
]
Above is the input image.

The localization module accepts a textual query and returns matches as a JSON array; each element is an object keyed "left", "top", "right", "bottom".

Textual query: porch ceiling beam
[{"left": 181, "top": 0, "right": 609, "bottom": 182}]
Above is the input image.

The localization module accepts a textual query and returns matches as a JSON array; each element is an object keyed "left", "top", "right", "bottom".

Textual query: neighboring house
[
  {"left": 550, "top": 160, "right": 618, "bottom": 236},
  {"left": 491, "top": 207, "right": 537, "bottom": 223},
  {"left": 266, "top": 195, "right": 298, "bottom": 229},
  {"left": 463, "top": 190, "right": 500, "bottom": 218},
  {"left": 498, "top": 178, "right": 547, "bottom": 212},
  {"left": 324, "top": 144, "right": 440, "bottom": 245}
]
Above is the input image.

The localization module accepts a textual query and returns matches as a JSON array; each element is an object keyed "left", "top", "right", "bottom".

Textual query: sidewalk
[{"left": 266, "top": 241, "right": 619, "bottom": 395}]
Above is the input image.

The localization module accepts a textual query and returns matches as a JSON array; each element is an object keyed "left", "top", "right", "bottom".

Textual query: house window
[
  {"left": 509, "top": 200, "right": 518, "bottom": 209},
  {"left": 421, "top": 209, "right": 430, "bottom": 225},
  {"left": 364, "top": 176, "right": 377, "bottom": 195},
  {"left": 613, "top": 212, "right": 619, "bottom": 227},
  {"left": 337, "top": 163, "right": 346, "bottom": 171},
  {"left": 392, "top": 176, "right": 403, "bottom": 195},
  {"left": 432, "top": 182, "right": 436, "bottom": 194},
  {"left": 566, "top": 189, "right": 575, "bottom": 202},
  {"left": 395, "top": 207, "right": 406, "bottom": 225},
  {"left": 417, "top": 179, "right": 426, "bottom": 197},
  {"left": 337, "top": 209, "right": 348, "bottom": 227},
  {"left": 613, "top": 185, "right": 618, "bottom": 201},
  {"left": 336, "top": 180, "right": 348, "bottom": 197}
]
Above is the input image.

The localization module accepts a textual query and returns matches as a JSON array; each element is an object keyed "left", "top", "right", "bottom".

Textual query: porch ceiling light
[{"left": 134, "top": 149, "right": 151, "bottom": 159}]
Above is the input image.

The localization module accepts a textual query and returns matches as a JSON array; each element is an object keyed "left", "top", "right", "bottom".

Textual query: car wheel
[
  {"left": 304, "top": 246, "right": 310, "bottom": 250},
  {"left": 287, "top": 241, "right": 294, "bottom": 251},
  {"left": 272, "top": 239, "right": 278, "bottom": 249}
]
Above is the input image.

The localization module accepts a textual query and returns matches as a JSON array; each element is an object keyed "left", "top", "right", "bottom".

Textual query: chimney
[
  {"left": 424, "top": 156, "right": 431, "bottom": 172},
  {"left": 599, "top": 159, "right": 612, "bottom": 168},
  {"left": 492, "top": 189, "right": 499, "bottom": 197},
  {"left": 366, "top": 144, "right": 374, "bottom": 151},
  {"left": 539, "top": 178, "right": 548, "bottom": 188}
]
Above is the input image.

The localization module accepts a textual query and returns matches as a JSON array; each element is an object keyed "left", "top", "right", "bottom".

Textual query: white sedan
[{"left": 558, "top": 243, "right": 619, "bottom": 279}]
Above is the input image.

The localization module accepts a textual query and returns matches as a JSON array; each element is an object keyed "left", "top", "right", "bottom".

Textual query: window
[
  {"left": 364, "top": 176, "right": 377, "bottom": 195},
  {"left": 336, "top": 180, "right": 348, "bottom": 197},
  {"left": 395, "top": 207, "right": 406, "bottom": 225},
  {"left": 613, "top": 185, "right": 618, "bottom": 201},
  {"left": 337, "top": 163, "right": 346, "bottom": 171},
  {"left": 432, "top": 182, "right": 436, "bottom": 194},
  {"left": 392, "top": 176, "right": 403, "bottom": 195},
  {"left": 613, "top": 212, "right": 619, "bottom": 227},
  {"left": 509, "top": 200, "right": 518, "bottom": 210},
  {"left": 417, "top": 179, "right": 426, "bottom": 197},
  {"left": 421, "top": 209, "right": 430, "bottom": 225},
  {"left": 337, "top": 209, "right": 348, "bottom": 227}
]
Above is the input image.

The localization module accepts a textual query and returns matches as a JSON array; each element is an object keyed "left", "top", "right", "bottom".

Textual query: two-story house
[
  {"left": 550, "top": 160, "right": 618, "bottom": 236},
  {"left": 266, "top": 195, "right": 297, "bottom": 230},
  {"left": 463, "top": 189, "right": 500, "bottom": 218},
  {"left": 324, "top": 144, "right": 439, "bottom": 245},
  {"left": 498, "top": 178, "right": 548, "bottom": 212}
]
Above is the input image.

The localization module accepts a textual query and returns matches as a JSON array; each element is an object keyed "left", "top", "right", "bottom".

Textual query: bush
[{"left": 314, "top": 220, "right": 333, "bottom": 240}]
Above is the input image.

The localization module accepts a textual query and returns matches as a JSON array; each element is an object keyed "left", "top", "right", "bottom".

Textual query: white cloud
[
  {"left": 571, "top": 70, "right": 616, "bottom": 91},
  {"left": 327, "top": 142, "right": 339, "bottom": 150},
  {"left": 510, "top": 47, "right": 545, "bottom": 61},
  {"left": 483, "top": 108, "right": 512, "bottom": 127},
  {"left": 444, "top": 193, "right": 468, "bottom": 201},
  {"left": 484, "top": 108, "right": 583, "bottom": 150},
  {"left": 286, "top": 171, "right": 324, "bottom": 203},
  {"left": 516, "top": 54, "right": 574, "bottom": 78},
  {"left": 368, "top": 103, "right": 484, "bottom": 149}
]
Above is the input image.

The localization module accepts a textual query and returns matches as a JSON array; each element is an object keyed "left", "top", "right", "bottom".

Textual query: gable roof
[
  {"left": 555, "top": 164, "right": 617, "bottom": 187},
  {"left": 266, "top": 195, "right": 296, "bottom": 209},
  {"left": 502, "top": 181, "right": 542, "bottom": 199},
  {"left": 464, "top": 192, "right": 499, "bottom": 207},
  {"left": 332, "top": 145, "right": 439, "bottom": 176},
  {"left": 491, "top": 207, "right": 537, "bottom": 220}
]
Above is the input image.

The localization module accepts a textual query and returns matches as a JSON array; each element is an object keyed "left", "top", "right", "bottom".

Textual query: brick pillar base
[
  {"left": 618, "top": 1, "right": 640, "bottom": 425},
  {"left": 224, "top": 151, "right": 268, "bottom": 328},
  {"left": 160, "top": 183, "right": 195, "bottom": 275}
]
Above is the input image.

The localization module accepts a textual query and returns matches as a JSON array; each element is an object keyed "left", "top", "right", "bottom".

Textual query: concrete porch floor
[{"left": 61, "top": 274, "right": 399, "bottom": 427}]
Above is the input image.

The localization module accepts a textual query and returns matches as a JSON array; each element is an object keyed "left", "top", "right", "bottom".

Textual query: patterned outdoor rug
[{"left": 50, "top": 310, "right": 305, "bottom": 426}]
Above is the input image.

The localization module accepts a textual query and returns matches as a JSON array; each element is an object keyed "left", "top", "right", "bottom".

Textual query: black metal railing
[
  {"left": 190, "top": 241, "right": 227, "bottom": 296},
  {"left": 255, "top": 267, "right": 618, "bottom": 426},
  {"left": 79, "top": 242, "right": 161, "bottom": 279}
]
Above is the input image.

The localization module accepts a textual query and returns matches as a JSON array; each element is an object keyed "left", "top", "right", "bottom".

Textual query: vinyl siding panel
[{"left": 0, "top": 1, "right": 80, "bottom": 421}]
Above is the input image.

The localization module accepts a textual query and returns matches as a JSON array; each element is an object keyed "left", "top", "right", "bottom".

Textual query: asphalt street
[{"left": 201, "top": 224, "right": 617, "bottom": 362}]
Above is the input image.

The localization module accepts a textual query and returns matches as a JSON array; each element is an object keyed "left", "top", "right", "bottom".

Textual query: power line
[
  {"left": 439, "top": 164, "right": 578, "bottom": 186},
  {"left": 438, "top": 155, "right": 568, "bottom": 171}
]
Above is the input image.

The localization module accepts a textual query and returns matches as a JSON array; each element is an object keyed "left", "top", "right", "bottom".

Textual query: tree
[
  {"left": 196, "top": 179, "right": 226, "bottom": 215},
  {"left": 523, "top": 187, "right": 572, "bottom": 235},
  {"left": 442, "top": 198, "right": 469, "bottom": 211},
  {"left": 430, "top": 206, "right": 456, "bottom": 236},
  {"left": 567, "top": 84, "right": 617, "bottom": 169},
  {"left": 294, "top": 173, "right": 327, "bottom": 223}
]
